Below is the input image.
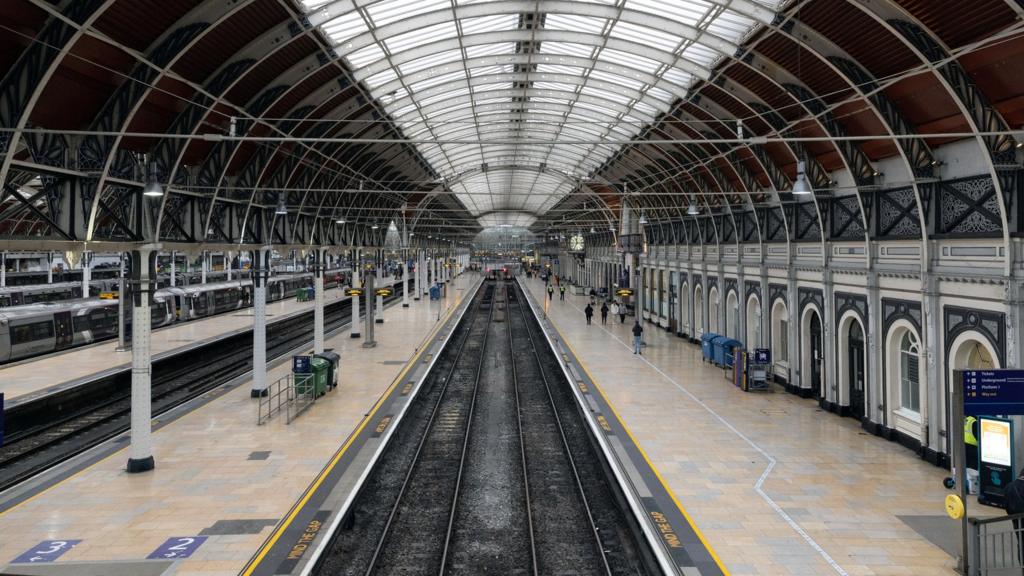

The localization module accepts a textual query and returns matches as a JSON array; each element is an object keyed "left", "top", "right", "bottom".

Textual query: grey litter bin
[{"left": 314, "top": 351, "right": 341, "bottom": 389}]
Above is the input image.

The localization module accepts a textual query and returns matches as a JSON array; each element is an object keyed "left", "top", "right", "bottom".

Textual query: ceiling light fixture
[
  {"left": 143, "top": 159, "right": 163, "bottom": 197},
  {"left": 275, "top": 193, "right": 287, "bottom": 215},
  {"left": 687, "top": 202, "right": 700, "bottom": 216},
  {"left": 792, "top": 161, "right": 812, "bottom": 196}
]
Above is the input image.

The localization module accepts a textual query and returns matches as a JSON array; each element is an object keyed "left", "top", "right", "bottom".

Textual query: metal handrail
[
  {"left": 968, "top": 513, "right": 1024, "bottom": 575},
  {"left": 257, "top": 373, "right": 317, "bottom": 425}
]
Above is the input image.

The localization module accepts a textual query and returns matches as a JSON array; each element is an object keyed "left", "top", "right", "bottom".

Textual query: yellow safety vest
[{"left": 964, "top": 416, "right": 979, "bottom": 447}]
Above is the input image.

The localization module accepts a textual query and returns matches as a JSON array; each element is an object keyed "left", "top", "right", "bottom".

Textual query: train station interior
[{"left": 1, "top": 0, "right": 1024, "bottom": 574}]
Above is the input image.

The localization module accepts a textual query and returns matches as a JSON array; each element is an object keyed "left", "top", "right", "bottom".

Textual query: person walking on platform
[
  {"left": 632, "top": 321, "right": 643, "bottom": 354},
  {"left": 584, "top": 303, "right": 594, "bottom": 325},
  {"left": 559, "top": 285, "right": 566, "bottom": 301},
  {"left": 600, "top": 302, "right": 609, "bottom": 324},
  {"left": 547, "top": 285, "right": 554, "bottom": 301},
  {"left": 610, "top": 301, "right": 620, "bottom": 323},
  {"left": 618, "top": 300, "right": 627, "bottom": 324}
]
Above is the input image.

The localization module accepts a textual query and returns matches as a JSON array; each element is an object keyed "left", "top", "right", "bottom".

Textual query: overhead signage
[
  {"left": 147, "top": 536, "right": 208, "bottom": 560},
  {"left": 962, "top": 370, "right": 1024, "bottom": 416},
  {"left": 99, "top": 292, "right": 117, "bottom": 300},
  {"left": 11, "top": 540, "right": 81, "bottom": 564},
  {"left": 375, "top": 287, "right": 393, "bottom": 297},
  {"left": 978, "top": 417, "right": 1015, "bottom": 507},
  {"left": 615, "top": 288, "right": 634, "bottom": 297},
  {"left": 344, "top": 288, "right": 364, "bottom": 297}
]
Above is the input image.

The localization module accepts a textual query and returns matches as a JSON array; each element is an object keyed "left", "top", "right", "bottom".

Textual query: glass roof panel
[{"left": 305, "top": 0, "right": 784, "bottom": 226}]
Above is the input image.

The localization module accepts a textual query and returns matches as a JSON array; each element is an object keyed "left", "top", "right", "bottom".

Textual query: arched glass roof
[{"left": 302, "top": 0, "right": 783, "bottom": 225}]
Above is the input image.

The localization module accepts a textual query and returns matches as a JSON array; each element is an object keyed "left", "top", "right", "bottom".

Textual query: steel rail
[
  {"left": 362, "top": 284, "right": 492, "bottom": 575},
  {"left": 437, "top": 282, "right": 497, "bottom": 574},
  {"left": 510, "top": 281, "right": 614, "bottom": 575},
  {"left": 504, "top": 281, "right": 540, "bottom": 576}
]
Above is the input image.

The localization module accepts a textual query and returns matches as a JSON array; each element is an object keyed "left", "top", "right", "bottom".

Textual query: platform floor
[
  {"left": 525, "top": 277, "right": 976, "bottom": 576},
  {"left": 0, "top": 278, "right": 404, "bottom": 407},
  {"left": 0, "top": 274, "right": 474, "bottom": 575}
]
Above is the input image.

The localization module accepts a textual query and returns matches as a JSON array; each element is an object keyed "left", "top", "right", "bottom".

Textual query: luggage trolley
[{"left": 745, "top": 348, "right": 773, "bottom": 392}]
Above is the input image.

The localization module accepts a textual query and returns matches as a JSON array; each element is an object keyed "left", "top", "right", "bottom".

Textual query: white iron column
[
  {"left": 47, "top": 252, "right": 53, "bottom": 284},
  {"left": 117, "top": 252, "right": 129, "bottom": 352},
  {"left": 81, "top": 251, "right": 91, "bottom": 296},
  {"left": 0, "top": 252, "right": 5, "bottom": 287},
  {"left": 413, "top": 249, "right": 420, "bottom": 301},
  {"left": 200, "top": 251, "right": 207, "bottom": 284},
  {"left": 314, "top": 247, "right": 326, "bottom": 354},
  {"left": 402, "top": 251, "right": 410, "bottom": 308},
  {"left": 169, "top": 251, "right": 176, "bottom": 287},
  {"left": 351, "top": 248, "right": 362, "bottom": 338},
  {"left": 375, "top": 249, "right": 384, "bottom": 323},
  {"left": 251, "top": 248, "right": 270, "bottom": 397},
  {"left": 226, "top": 250, "right": 233, "bottom": 281},
  {"left": 127, "top": 247, "right": 157, "bottom": 473}
]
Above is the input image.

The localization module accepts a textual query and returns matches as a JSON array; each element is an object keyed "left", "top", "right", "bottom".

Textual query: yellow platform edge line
[
  {"left": 543, "top": 311, "right": 731, "bottom": 576},
  {"left": 241, "top": 284, "right": 470, "bottom": 576}
]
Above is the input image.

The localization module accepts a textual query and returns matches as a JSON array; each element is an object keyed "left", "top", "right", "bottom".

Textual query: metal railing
[
  {"left": 969, "top": 513, "right": 1024, "bottom": 575},
  {"left": 257, "top": 373, "right": 317, "bottom": 425}
]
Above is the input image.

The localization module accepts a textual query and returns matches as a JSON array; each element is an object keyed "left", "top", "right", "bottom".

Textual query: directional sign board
[
  {"left": 344, "top": 288, "right": 364, "bottom": 297},
  {"left": 752, "top": 348, "right": 771, "bottom": 364},
  {"left": 11, "top": 540, "right": 81, "bottom": 563},
  {"left": 292, "top": 355, "right": 312, "bottom": 374},
  {"left": 147, "top": 536, "right": 207, "bottom": 560},
  {"left": 375, "top": 287, "right": 393, "bottom": 297},
  {"left": 962, "top": 370, "right": 1024, "bottom": 416},
  {"left": 615, "top": 288, "right": 634, "bottom": 297}
]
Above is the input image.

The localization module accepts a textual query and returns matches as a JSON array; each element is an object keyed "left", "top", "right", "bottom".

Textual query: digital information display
[{"left": 980, "top": 418, "right": 1013, "bottom": 467}]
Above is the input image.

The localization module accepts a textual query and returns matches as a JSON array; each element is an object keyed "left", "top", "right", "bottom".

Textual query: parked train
[{"left": 0, "top": 270, "right": 351, "bottom": 363}]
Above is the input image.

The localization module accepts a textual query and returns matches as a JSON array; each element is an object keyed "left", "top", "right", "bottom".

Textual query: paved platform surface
[
  {"left": 0, "top": 279, "right": 404, "bottom": 407},
  {"left": 525, "top": 277, "right": 971, "bottom": 576},
  {"left": 0, "top": 274, "right": 474, "bottom": 575}
]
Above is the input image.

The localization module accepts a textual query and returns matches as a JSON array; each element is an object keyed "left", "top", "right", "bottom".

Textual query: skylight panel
[
  {"left": 473, "top": 81, "right": 514, "bottom": 93},
  {"left": 535, "top": 64, "right": 584, "bottom": 75},
  {"left": 609, "top": 20, "right": 680, "bottom": 52},
  {"left": 579, "top": 85, "right": 631, "bottom": 106},
  {"left": 321, "top": 10, "right": 370, "bottom": 46},
  {"left": 464, "top": 42, "right": 516, "bottom": 59},
  {"left": 588, "top": 69, "right": 644, "bottom": 91},
  {"left": 365, "top": 68, "right": 399, "bottom": 89},
  {"left": 661, "top": 66, "right": 692, "bottom": 90},
  {"left": 469, "top": 64, "right": 514, "bottom": 77},
  {"left": 366, "top": 0, "right": 449, "bottom": 27},
  {"left": 646, "top": 85, "right": 674, "bottom": 104},
  {"left": 625, "top": 0, "right": 710, "bottom": 28},
  {"left": 544, "top": 14, "right": 608, "bottom": 35},
  {"left": 385, "top": 21, "right": 458, "bottom": 53},
  {"left": 678, "top": 43, "right": 720, "bottom": 69},
  {"left": 459, "top": 14, "right": 518, "bottom": 35},
  {"left": 533, "top": 81, "right": 578, "bottom": 93},
  {"left": 596, "top": 48, "right": 660, "bottom": 73},
  {"left": 347, "top": 43, "right": 386, "bottom": 69},
  {"left": 540, "top": 42, "right": 596, "bottom": 59},
  {"left": 399, "top": 49, "right": 462, "bottom": 75},
  {"left": 409, "top": 69, "right": 465, "bottom": 91}
]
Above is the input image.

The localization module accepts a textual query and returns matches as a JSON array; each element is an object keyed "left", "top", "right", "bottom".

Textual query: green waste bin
[{"left": 309, "top": 357, "right": 330, "bottom": 396}]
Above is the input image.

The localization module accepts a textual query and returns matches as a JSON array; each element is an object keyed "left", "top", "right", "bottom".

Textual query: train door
[
  {"left": 848, "top": 321, "right": 866, "bottom": 420},
  {"left": 53, "top": 311, "right": 73, "bottom": 349}
]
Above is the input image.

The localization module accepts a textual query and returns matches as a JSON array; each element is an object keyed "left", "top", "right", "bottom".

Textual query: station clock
[{"left": 569, "top": 234, "right": 585, "bottom": 252}]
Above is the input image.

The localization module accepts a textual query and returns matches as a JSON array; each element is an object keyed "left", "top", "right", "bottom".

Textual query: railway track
[
  {"left": 0, "top": 286, "right": 403, "bottom": 493},
  {"left": 314, "top": 280, "right": 656, "bottom": 576}
]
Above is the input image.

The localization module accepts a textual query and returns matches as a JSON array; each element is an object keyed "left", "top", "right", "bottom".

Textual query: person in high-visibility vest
[{"left": 965, "top": 415, "right": 979, "bottom": 470}]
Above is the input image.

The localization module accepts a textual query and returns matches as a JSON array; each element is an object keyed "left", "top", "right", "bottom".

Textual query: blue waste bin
[
  {"left": 715, "top": 337, "right": 743, "bottom": 367},
  {"left": 700, "top": 333, "right": 718, "bottom": 363},
  {"left": 429, "top": 285, "right": 440, "bottom": 300}
]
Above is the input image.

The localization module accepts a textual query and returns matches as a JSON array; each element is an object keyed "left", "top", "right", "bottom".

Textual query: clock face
[{"left": 569, "top": 234, "right": 585, "bottom": 252}]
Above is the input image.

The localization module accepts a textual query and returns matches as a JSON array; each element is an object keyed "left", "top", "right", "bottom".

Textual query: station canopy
[{"left": 300, "top": 0, "right": 783, "bottom": 230}]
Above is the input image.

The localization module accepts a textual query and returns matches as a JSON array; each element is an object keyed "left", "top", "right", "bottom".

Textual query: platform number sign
[
  {"left": 753, "top": 348, "right": 771, "bottom": 364},
  {"left": 147, "top": 536, "right": 207, "bottom": 560},
  {"left": 11, "top": 539, "right": 81, "bottom": 563}
]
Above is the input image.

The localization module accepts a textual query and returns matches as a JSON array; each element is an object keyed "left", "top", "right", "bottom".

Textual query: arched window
[{"left": 900, "top": 331, "right": 920, "bottom": 413}]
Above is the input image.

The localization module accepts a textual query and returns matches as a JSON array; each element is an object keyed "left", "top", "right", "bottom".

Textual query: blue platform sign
[
  {"left": 292, "top": 355, "right": 312, "bottom": 374},
  {"left": 753, "top": 348, "right": 771, "bottom": 364},
  {"left": 11, "top": 539, "right": 81, "bottom": 563},
  {"left": 147, "top": 536, "right": 207, "bottom": 560},
  {"left": 963, "top": 370, "right": 1024, "bottom": 416}
]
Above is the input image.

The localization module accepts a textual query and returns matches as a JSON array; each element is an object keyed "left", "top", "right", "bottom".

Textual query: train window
[
  {"left": 87, "top": 307, "right": 118, "bottom": 333},
  {"left": 11, "top": 320, "right": 55, "bottom": 344}
]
